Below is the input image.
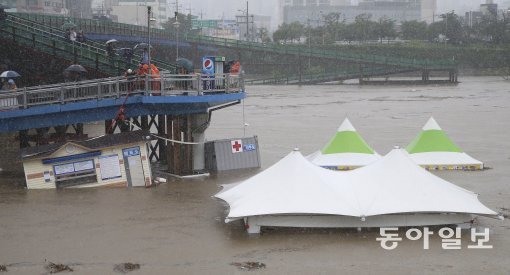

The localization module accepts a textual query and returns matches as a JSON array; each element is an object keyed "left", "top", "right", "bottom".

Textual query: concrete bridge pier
[
  {"left": 422, "top": 70, "right": 430, "bottom": 82},
  {"left": 449, "top": 70, "right": 458, "bottom": 83},
  {"left": 102, "top": 113, "right": 213, "bottom": 176},
  {"left": 166, "top": 115, "right": 192, "bottom": 176},
  {"left": 164, "top": 113, "right": 210, "bottom": 176}
]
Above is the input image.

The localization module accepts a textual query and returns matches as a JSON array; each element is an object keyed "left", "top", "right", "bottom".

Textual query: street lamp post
[
  {"left": 174, "top": 20, "right": 181, "bottom": 61},
  {"left": 246, "top": 1, "right": 249, "bottom": 42},
  {"left": 148, "top": 6, "right": 152, "bottom": 72}
]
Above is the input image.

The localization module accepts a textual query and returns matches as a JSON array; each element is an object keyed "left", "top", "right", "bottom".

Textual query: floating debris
[
  {"left": 45, "top": 262, "right": 73, "bottom": 273},
  {"left": 500, "top": 208, "right": 510, "bottom": 219},
  {"left": 113, "top": 263, "right": 141, "bottom": 273},
  {"left": 0, "top": 265, "right": 7, "bottom": 272},
  {"left": 231, "top": 262, "right": 266, "bottom": 271}
]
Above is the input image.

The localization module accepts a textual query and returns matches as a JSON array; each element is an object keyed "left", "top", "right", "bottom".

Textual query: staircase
[{"left": 0, "top": 14, "right": 178, "bottom": 76}]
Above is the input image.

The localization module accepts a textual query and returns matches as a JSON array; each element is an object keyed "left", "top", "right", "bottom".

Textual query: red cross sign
[{"left": 231, "top": 140, "right": 243, "bottom": 153}]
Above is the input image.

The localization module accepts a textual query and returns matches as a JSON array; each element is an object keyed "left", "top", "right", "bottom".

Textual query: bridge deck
[{"left": 0, "top": 74, "right": 245, "bottom": 132}]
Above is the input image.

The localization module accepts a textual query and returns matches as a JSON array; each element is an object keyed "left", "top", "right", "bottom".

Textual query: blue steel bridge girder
[{"left": 0, "top": 93, "right": 246, "bottom": 133}]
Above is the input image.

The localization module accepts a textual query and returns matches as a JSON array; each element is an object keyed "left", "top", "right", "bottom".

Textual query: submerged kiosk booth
[{"left": 20, "top": 131, "right": 153, "bottom": 189}]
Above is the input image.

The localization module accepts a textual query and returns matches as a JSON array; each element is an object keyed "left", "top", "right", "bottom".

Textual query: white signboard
[
  {"left": 231, "top": 139, "right": 243, "bottom": 153},
  {"left": 99, "top": 155, "right": 122, "bottom": 180},
  {"left": 54, "top": 163, "right": 75, "bottom": 175},
  {"left": 73, "top": 160, "right": 94, "bottom": 172}
]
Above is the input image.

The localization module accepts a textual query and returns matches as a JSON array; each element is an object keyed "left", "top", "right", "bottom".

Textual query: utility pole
[
  {"left": 445, "top": 11, "right": 449, "bottom": 48},
  {"left": 246, "top": 1, "right": 249, "bottom": 42},
  {"left": 174, "top": 0, "right": 181, "bottom": 61},
  {"left": 307, "top": 18, "right": 311, "bottom": 68}
]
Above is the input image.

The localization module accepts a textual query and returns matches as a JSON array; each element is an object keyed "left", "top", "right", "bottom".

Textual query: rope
[
  {"left": 128, "top": 123, "right": 204, "bottom": 145},
  {"left": 149, "top": 134, "right": 203, "bottom": 145}
]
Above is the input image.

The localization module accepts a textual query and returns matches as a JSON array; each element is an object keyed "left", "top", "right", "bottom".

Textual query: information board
[
  {"left": 99, "top": 155, "right": 122, "bottom": 180},
  {"left": 54, "top": 163, "right": 75, "bottom": 175},
  {"left": 73, "top": 160, "right": 94, "bottom": 172}
]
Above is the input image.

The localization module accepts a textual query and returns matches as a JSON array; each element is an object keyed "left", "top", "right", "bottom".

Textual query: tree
[
  {"left": 352, "top": 14, "right": 378, "bottom": 42},
  {"left": 322, "top": 12, "right": 345, "bottom": 43},
  {"left": 401, "top": 20, "right": 428, "bottom": 40},
  {"left": 441, "top": 12, "right": 465, "bottom": 44},
  {"left": 374, "top": 17, "right": 397, "bottom": 43},
  {"left": 273, "top": 22, "right": 304, "bottom": 44},
  {"left": 475, "top": 14, "right": 510, "bottom": 44},
  {"left": 427, "top": 21, "right": 444, "bottom": 42},
  {"left": 162, "top": 13, "right": 193, "bottom": 35},
  {"left": 257, "top": 27, "right": 272, "bottom": 43}
]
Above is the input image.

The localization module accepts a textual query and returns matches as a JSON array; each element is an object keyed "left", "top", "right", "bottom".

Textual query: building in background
[
  {"left": 282, "top": 0, "right": 438, "bottom": 26},
  {"left": 15, "top": 0, "right": 93, "bottom": 18},
  {"left": 480, "top": 0, "right": 498, "bottom": 18},
  {"left": 192, "top": 18, "right": 240, "bottom": 40},
  {"left": 0, "top": 0, "right": 16, "bottom": 10},
  {"left": 236, "top": 14, "right": 271, "bottom": 42},
  {"left": 98, "top": 0, "right": 169, "bottom": 27}
]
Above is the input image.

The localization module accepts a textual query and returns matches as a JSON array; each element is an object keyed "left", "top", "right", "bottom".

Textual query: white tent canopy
[
  {"left": 307, "top": 118, "right": 381, "bottom": 170},
  {"left": 406, "top": 117, "right": 484, "bottom": 170},
  {"left": 215, "top": 148, "right": 499, "bottom": 233}
]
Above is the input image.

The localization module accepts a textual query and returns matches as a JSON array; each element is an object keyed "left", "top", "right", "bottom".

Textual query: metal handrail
[
  {"left": 0, "top": 74, "right": 244, "bottom": 111},
  {"left": 10, "top": 12, "right": 457, "bottom": 70},
  {"left": 5, "top": 14, "right": 178, "bottom": 73}
]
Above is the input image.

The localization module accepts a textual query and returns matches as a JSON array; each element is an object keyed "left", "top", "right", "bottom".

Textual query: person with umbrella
[
  {"left": 77, "top": 30, "right": 86, "bottom": 43},
  {"left": 2, "top": 79, "right": 16, "bottom": 90},
  {"left": 117, "top": 48, "right": 134, "bottom": 66},
  {"left": 64, "top": 64, "right": 87, "bottom": 82},
  {"left": 1, "top": 71, "right": 21, "bottom": 90},
  {"left": 140, "top": 48, "right": 149, "bottom": 65},
  {"left": 106, "top": 39, "right": 117, "bottom": 57}
]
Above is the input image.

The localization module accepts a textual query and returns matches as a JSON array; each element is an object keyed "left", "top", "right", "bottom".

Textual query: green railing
[
  {"left": 245, "top": 66, "right": 415, "bottom": 85},
  {"left": 2, "top": 14, "right": 177, "bottom": 75},
  {"left": 10, "top": 12, "right": 457, "bottom": 71}
]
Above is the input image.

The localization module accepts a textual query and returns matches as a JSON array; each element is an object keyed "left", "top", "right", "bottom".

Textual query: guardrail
[{"left": 0, "top": 74, "right": 244, "bottom": 111}]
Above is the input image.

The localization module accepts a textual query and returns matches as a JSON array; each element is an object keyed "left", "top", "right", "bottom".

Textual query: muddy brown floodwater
[{"left": 0, "top": 77, "right": 509, "bottom": 274}]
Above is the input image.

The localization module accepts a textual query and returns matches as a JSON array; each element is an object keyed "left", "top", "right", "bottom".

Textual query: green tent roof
[
  {"left": 406, "top": 118, "right": 463, "bottom": 154},
  {"left": 321, "top": 119, "right": 376, "bottom": 155}
]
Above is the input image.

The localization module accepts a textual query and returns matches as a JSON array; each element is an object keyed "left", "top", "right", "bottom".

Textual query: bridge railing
[
  {"left": 10, "top": 12, "right": 457, "bottom": 70},
  {"left": 4, "top": 14, "right": 179, "bottom": 74},
  {"left": 0, "top": 74, "right": 244, "bottom": 111}
]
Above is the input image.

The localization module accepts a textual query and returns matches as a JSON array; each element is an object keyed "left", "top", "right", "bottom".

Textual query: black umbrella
[
  {"left": 134, "top": 43, "right": 152, "bottom": 50},
  {"left": 64, "top": 64, "right": 87, "bottom": 73},
  {"left": 117, "top": 48, "right": 133, "bottom": 56},
  {"left": 176, "top": 58, "right": 194, "bottom": 72},
  {"left": 0, "top": 70, "right": 21, "bottom": 78}
]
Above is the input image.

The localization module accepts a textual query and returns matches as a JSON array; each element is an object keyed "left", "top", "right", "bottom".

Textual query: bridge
[
  {"left": 5, "top": 12, "right": 459, "bottom": 84},
  {"left": 0, "top": 73, "right": 245, "bottom": 175},
  {"left": 0, "top": 13, "right": 178, "bottom": 77}
]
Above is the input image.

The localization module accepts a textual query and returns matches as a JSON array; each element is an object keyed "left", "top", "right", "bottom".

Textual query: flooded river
[{"left": 1, "top": 77, "right": 509, "bottom": 274}]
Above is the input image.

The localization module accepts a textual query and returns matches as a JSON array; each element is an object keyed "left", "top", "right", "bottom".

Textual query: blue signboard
[
  {"left": 123, "top": 147, "right": 141, "bottom": 157},
  {"left": 243, "top": 144, "right": 256, "bottom": 151}
]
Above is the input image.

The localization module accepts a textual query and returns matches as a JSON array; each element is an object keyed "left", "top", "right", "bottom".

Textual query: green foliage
[
  {"left": 161, "top": 13, "right": 193, "bottom": 35},
  {"left": 401, "top": 20, "right": 428, "bottom": 40},
  {"left": 277, "top": 11, "right": 509, "bottom": 46},
  {"left": 273, "top": 22, "right": 305, "bottom": 44}
]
